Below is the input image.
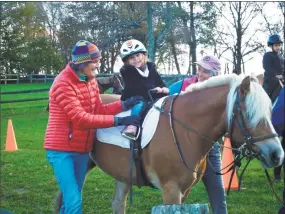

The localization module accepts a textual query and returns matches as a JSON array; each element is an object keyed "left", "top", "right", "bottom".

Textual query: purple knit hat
[{"left": 72, "top": 40, "right": 101, "bottom": 64}]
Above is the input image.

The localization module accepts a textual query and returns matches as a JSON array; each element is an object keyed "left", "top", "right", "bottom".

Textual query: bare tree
[
  {"left": 215, "top": 2, "right": 265, "bottom": 74},
  {"left": 255, "top": 2, "right": 284, "bottom": 56},
  {"left": 176, "top": 2, "right": 217, "bottom": 75}
]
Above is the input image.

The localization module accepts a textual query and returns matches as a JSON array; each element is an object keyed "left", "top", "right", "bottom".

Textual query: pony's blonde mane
[{"left": 185, "top": 74, "right": 272, "bottom": 128}]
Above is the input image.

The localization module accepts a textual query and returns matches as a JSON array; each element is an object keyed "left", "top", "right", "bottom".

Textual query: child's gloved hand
[
  {"left": 114, "top": 116, "right": 141, "bottom": 126},
  {"left": 122, "top": 96, "right": 144, "bottom": 110}
]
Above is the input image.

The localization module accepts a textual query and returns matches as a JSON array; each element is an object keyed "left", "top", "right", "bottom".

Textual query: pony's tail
[{"left": 55, "top": 191, "right": 63, "bottom": 214}]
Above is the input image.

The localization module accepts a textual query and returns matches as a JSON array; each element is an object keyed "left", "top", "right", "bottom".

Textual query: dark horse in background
[{"left": 96, "top": 73, "right": 124, "bottom": 95}]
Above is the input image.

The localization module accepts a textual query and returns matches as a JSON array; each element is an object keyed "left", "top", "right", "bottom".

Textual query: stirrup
[{"left": 121, "top": 126, "right": 141, "bottom": 141}]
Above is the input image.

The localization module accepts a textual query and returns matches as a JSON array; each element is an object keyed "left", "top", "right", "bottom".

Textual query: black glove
[
  {"left": 114, "top": 116, "right": 141, "bottom": 126},
  {"left": 122, "top": 96, "right": 144, "bottom": 110}
]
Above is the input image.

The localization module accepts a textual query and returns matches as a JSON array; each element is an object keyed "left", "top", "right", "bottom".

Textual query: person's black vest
[
  {"left": 120, "top": 62, "right": 166, "bottom": 102},
  {"left": 262, "top": 51, "right": 284, "bottom": 102}
]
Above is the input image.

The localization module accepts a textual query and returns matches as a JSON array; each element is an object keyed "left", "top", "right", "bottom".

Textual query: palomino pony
[
  {"left": 96, "top": 73, "right": 124, "bottom": 94},
  {"left": 55, "top": 74, "right": 284, "bottom": 213}
]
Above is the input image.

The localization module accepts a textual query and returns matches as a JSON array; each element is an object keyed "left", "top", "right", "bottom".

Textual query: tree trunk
[
  {"left": 242, "top": 57, "right": 245, "bottom": 74},
  {"left": 187, "top": 49, "right": 192, "bottom": 75},
  {"left": 147, "top": 2, "right": 155, "bottom": 62},
  {"left": 100, "top": 51, "right": 106, "bottom": 73},
  {"left": 190, "top": 2, "right": 197, "bottom": 75},
  {"left": 178, "top": 2, "right": 192, "bottom": 75},
  {"left": 236, "top": 2, "right": 243, "bottom": 75},
  {"left": 110, "top": 48, "right": 117, "bottom": 73},
  {"left": 169, "top": 31, "right": 181, "bottom": 74}
]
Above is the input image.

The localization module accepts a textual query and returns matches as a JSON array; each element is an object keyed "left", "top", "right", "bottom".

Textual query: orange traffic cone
[
  {"left": 5, "top": 119, "right": 18, "bottom": 152},
  {"left": 222, "top": 137, "right": 238, "bottom": 190}
]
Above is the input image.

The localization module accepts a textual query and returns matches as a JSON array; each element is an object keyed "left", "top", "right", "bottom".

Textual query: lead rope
[{"left": 265, "top": 169, "right": 285, "bottom": 207}]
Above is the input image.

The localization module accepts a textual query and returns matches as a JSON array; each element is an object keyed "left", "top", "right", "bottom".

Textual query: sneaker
[{"left": 122, "top": 125, "right": 137, "bottom": 139}]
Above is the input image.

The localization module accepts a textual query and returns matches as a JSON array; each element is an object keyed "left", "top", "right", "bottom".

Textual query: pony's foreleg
[
  {"left": 112, "top": 180, "right": 129, "bottom": 214},
  {"left": 161, "top": 183, "right": 182, "bottom": 204}
]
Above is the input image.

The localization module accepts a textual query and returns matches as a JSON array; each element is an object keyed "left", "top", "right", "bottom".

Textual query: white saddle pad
[{"left": 96, "top": 97, "right": 168, "bottom": 149}]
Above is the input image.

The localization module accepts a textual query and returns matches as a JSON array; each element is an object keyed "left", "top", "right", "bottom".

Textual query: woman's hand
[{"left": 276, "top": 75, "right": 283, "bottom": 79}]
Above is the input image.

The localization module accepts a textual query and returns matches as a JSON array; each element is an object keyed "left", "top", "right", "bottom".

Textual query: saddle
[
  {"left": 124, "top": 100, "right": 159, "bottom": 188},
  {"left": 123, "top": 93, "right": 168, "bottom": 189}
]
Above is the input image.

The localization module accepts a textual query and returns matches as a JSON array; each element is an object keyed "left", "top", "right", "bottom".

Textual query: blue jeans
[
  {"left": 131, "top": 100, "right": 144, "bottom": 117},
  {"left": 202, "top": 142, "right": 228, "bottom": 214},
  {"left": 46, "top": 150, "right": 89, "bottom": 214}
]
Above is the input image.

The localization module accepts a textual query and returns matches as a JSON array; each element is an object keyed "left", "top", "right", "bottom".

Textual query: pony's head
[
  {"left": 226, "top": 74, "right": 283, "bottom": 168},
  {"left": 186, "top": 74, "right": 283, "bottom": 168}
]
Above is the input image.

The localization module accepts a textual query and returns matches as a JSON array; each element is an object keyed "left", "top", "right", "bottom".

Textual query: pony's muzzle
[
  {"left": 255, "top": 139, "right": 284, "bottom": 168},
  {"left": 270, "top": 150, "right": 281, "bottom": 165}
]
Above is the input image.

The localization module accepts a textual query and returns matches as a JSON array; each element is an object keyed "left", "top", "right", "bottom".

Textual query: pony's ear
[
  {"left": 250, "top": 75, "right": 259, "bottom": 83},
  {"left": 240, "top": 76, "right": 251, "bottom": 97}
]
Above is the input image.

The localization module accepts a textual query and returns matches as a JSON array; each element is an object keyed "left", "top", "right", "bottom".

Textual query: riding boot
[{"left": 122, "top": 125, "right": 138, "bottom": 140}]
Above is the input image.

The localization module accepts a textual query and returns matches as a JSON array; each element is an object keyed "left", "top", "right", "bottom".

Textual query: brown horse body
[
  {"left": 93, "top": 85, "right": 227, "bottom": 206},
  {"left": 56, "top": 75, "right": 284, "bottom": 214}
]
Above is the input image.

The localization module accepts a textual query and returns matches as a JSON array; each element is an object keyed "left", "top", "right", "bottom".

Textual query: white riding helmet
[{"left": 120, "top": 39, "right": 147, "bottom": 61}]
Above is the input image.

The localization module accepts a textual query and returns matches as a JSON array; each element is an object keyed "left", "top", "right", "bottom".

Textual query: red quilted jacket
[{"left": 44, "top": 63, "right": 123, "bottom": 153}]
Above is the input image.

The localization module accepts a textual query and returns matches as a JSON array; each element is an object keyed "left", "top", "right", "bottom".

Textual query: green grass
[{"left": 1, "top": 83, "right": 283, "bottom": 214}]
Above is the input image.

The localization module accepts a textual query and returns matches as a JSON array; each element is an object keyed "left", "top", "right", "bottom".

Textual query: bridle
[{"left": 228, "top": 86, "right": 278, "bottom": 157}]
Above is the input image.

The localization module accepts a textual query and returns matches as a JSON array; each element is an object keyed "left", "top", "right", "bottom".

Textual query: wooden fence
[
  {"left": 0, "top": 74, "right": 190, "bottom": 104},
  {"left": 1, "top": 73, "right": 189, "bottom": 85},
  {"left": 1, "top": 74, "right": 20, "bottom": 84},
  {"left": 0, "top": 74, "right": 58, "bottom": 84}
]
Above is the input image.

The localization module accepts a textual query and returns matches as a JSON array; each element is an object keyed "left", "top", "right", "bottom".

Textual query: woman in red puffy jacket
[{"left": 44, "top": 40, "right": 142, "bottom": 214}]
